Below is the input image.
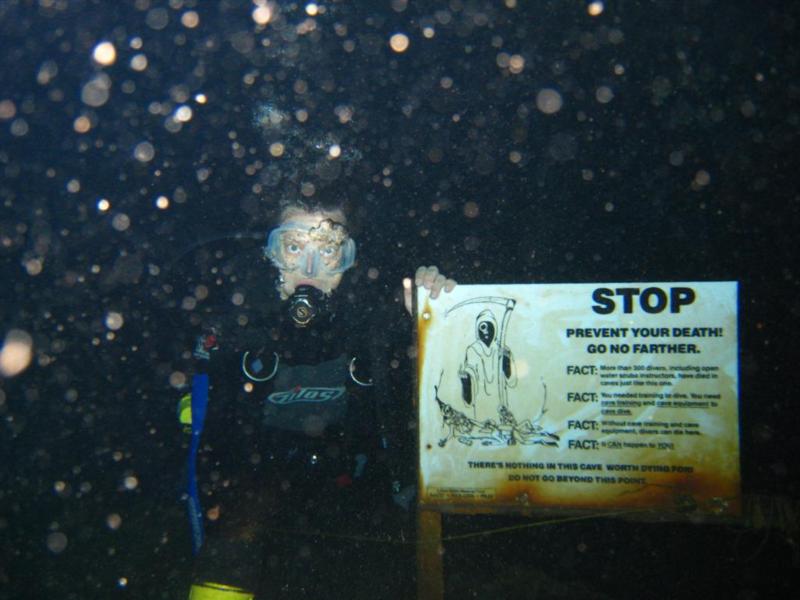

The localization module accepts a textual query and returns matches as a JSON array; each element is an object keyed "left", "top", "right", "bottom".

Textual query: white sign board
[{"left": 416, "top": 282, "right": 739, "bottom": 517}]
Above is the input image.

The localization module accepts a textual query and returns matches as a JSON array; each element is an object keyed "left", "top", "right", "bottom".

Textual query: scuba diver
[{"left": 177, "top": 193, "right": 456, "bottom": 599}]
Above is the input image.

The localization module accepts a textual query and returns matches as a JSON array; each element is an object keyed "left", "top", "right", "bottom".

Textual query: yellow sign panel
[{"left": 417, "top": 282, "right": 740, "bottom": 517}]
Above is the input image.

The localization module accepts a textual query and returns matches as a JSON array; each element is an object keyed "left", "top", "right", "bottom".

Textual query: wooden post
[
  {"left": 417, "top": 508, "right": 444, "bottom": 600},
  {"left": 415, "top": 287, "right": 444, "bottom": 599}
]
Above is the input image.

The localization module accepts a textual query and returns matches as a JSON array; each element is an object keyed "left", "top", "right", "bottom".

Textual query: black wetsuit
[{"left": 184, "top": 286, "right": 411, "bottom": 598}]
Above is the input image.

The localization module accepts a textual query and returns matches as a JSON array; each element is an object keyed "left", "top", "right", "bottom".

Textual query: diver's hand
[{"left": 403, "top": 265, "right": 457, "bottom": 316}]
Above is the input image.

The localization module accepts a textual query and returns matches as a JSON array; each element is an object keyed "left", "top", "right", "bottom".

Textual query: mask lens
[
  {"left": 319, "top": 244, "right": 342, "bottom": 270},
  {"left": 265, "top": 221, "right": 356, "bottom": 275},
  {"left": 279, "top": 232, "right": 308, "bottom": 270}
]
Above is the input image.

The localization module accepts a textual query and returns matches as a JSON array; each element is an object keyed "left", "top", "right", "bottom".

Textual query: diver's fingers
[
  {"left": 414, "top": 265, "right": 431, "bottom": 287},
  {"left": 430, "top": 274, "right": 447, "bottom": 299},
  {"left": 403, "top": 277, "right": 413, "bottom": 315},
  {"left": 419, "top": 266, "right": 442, "bottom": 289},
  {"left": 412, "top": 267, "right": 456, "bottom": 301}
]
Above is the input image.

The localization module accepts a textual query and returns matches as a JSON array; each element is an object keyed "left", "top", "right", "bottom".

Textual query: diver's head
[{"left": 265, "top": 196, "right": 355, "bottom": 300}]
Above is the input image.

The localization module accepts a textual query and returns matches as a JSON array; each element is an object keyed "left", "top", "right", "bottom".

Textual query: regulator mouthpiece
[{"left": 288, "top": 285, "right": 325, "bottom": 327}]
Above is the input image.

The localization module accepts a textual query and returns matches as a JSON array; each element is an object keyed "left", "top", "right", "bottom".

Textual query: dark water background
[{"left": 1, "top": 1, "right": 798, "bottom": 598}]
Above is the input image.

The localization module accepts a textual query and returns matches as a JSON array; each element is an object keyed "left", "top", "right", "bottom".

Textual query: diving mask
[{"left": 263, "top": 219, "right": 356, "bottom": 277}]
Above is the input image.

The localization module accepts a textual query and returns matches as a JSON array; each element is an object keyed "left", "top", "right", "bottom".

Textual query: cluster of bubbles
[{"left": 252, "top": 102, "right": 363, "bottom": 189}]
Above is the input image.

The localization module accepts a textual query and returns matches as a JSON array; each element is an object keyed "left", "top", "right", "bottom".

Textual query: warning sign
[{"left": 416, "top": 282, "right": 740, "bottom": 517}]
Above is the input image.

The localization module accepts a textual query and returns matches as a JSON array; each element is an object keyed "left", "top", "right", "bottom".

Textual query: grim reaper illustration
[
  {"left": 459, "top": 307, "right": 518, "bottom": 422},
  {"left": 435, "top": 296, "right": 559, "bottom": 448}
]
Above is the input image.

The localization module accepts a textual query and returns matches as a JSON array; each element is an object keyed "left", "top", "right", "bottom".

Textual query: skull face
[{"left": 478, "top": 320, "right": 495, "bottom": 347}]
